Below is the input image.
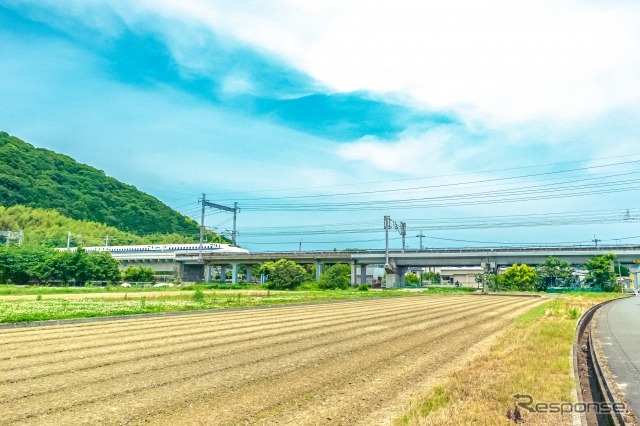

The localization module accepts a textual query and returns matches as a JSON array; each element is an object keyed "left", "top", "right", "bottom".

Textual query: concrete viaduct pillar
[
  {"left": 315, "top": 260, "right": 322, "bottom": 282},
  {"left": 176, "top": 263, "right": 184, "bottom": 282},
  {"left": 231, "top": 263, "right": 239, "bottom": 284},
  {"left": 360, "top": 264, "right": 367, "bottom": 285},
  {"left": 245, "top": 265, "right": 252, "bottom": 283},
  {"left": 350, "top": 262, "right": 357, "bottom": 286}
]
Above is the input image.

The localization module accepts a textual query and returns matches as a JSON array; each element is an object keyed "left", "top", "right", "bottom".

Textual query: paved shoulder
[{"left": 594, "top": 297, "right": 640, "bottom": 418}]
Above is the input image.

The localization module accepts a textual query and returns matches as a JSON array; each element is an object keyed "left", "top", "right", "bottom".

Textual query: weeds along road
[{"left": 0, "top": 295, "right": 543, "bottom": 425}]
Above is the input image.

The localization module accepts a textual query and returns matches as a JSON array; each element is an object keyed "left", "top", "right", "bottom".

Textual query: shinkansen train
[{"left": 58, "top": 243, "right": 250, "bottom": 254}]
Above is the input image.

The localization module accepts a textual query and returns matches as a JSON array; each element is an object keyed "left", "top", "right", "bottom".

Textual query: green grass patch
[
  {"left": 423, "top": 286, "right": 477, "bottom": 294},
  {"left": 0, "top": 284, "right": 178, "bottom": 295},
  {"left": 0, "top": 288, "right": 429, "bottom": 323}
]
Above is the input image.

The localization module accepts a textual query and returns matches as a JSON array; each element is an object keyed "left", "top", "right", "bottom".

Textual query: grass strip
[
  {"left": 0, "top": 289, "right": 472, "bottom": 323},
  {"left": 0, "top": 284, "right": 476, "bottom": 296},
  {"left": 0, "top": 283, "right": 267, "bottom": 295},
  {"left": 394, "top": 293, "right": 625, "bottom": 426}
]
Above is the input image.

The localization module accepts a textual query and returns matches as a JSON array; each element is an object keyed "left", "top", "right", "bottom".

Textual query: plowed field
[{"left": 0, "top": 295, "right": 543, "bottom": 425}]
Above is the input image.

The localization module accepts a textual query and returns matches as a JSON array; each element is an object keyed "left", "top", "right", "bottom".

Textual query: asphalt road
[{"left": 594, "top": 296, "right": 640, "bottom": 418}]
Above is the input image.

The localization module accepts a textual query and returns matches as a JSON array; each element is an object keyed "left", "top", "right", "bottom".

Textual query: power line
[
  {"left": 236, "top": 178, "right": 640, "bottom": 211},
  {"left": 217, "top": 159, "right": 640, "bottom": 203},
  {"left": 208, "top": 154, "right": 640, "bottom": 200},
  {"left": 235, "top": 208, "right": 640, "bottom": 238}
]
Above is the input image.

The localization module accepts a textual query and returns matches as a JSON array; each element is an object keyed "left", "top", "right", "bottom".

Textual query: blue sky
[{"left": 2, "top": 0, "right": 640, "bottom": 251}]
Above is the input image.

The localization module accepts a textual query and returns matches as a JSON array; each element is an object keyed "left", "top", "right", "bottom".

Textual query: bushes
[
  {"left": 405, "top": 272, "right": 420, "bottom": 285},
  {"left": 422, "top": 272, "right": 441, "bottom": 284},
  {"left": 192, "top": 288, "right": 205, "bottom": 303},
  {"left": 318, "top": 264, "right": 350, "bottom": 290},
  {"left": 501, "top": 264, "right": 537, "bottom": 291},
  {"left": 122, "top": 265, "right": 156, "bottom": 284},
  {"left": 259, "top": 259, "right": 307, "bottom": 290},
  {"left": 584, "top": 253, "right": 617, "bottom": 291},
  {"left": 296, "top": 281, "right": 320, "bottom": 291}
]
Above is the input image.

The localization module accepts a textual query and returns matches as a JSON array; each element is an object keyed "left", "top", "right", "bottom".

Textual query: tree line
[
  {"left": 476, "top": 254, "right": 626, "bottom": 292},
  {"left": 0, "top": 246, "right": 155, "bottom": 285},
  {"left": 257, "top": 254, "right": 627, "bottom": 292}
]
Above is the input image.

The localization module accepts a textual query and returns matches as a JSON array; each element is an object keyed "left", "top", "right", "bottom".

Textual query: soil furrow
[
  {"left": 0, "top": 296, "right": 450, "bottom": 360},
  {"left": 145, "top": 298, "right": 540, "bottom": 425},
  {"left": 0, "top": 296, "right": 428, "bottom": 343},
  {"left": 2, "top": 297, "right": 535, "bottom": 425},
  {"left": 0, "top": 298, "right": 508, "bottom": 409},
  {"left": 0, "top": 298, "right": 495, "bottom": 385}
]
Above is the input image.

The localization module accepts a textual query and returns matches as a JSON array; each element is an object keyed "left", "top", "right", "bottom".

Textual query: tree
[
  {"left": 475, "top": 272, "right": 502, "bottom": 291},
  {"left": 502, "top": 264, "right": 538, "bottom": 291},
  {"left": 421, "top": 271, "right": 441, "bottom": 284},
  {"left": 614, "top": 263, "right": 630, "bottom": 277},
  {"left": 405, "top": 272, "right": 420, "bottom": 285},
  {"left": 122, "top": 265, "right": 156, "bottom": 283},
  {"left": 72, "top": 248, "right": 92, "bottom": 286},
  {"left": 487, "top": 273, "right": 504, "bottom": 291},
  {"left": 88, "top": 251, "right": 121, "bottom": 283},
  {"left": 259, "top": 259, "right": 307, "bottom": 290},
  {"left": 475, "top": 273, "right": 486, "bottom": 290},
  {"left": 0, "top": 245, "right": 123, "bottom": 286},
  {"left": 0, "top": 246, "right": 49, "bottom": 284},
  {"left": 584, "top": 253, "right": 617, "bottom": 291},
  {"left": 536, "top": 256, "right": 574, "bottom": 291},
  {"left": 318, "top": 263, "right": 350, "bottom": 290},
  {"left": 34, "top": 250, "right": 76, "bottom": 284}
]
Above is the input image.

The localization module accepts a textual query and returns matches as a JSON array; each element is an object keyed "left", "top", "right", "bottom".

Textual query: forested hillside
[
  {"left": 0, "top": 132, "right": 219, "bottom": 241},
  {"left": 0, "top": 205, "right": 204, "bottom": 247}
]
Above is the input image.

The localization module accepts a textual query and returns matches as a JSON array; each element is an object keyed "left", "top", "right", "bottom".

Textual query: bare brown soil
[{"left": 0, "top": 295, "right": 543, "bottom": 425}]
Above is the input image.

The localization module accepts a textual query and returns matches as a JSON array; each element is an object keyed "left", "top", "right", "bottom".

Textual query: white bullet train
[{"left": 59, "top": 243, "right": 250, "bottom": 254}]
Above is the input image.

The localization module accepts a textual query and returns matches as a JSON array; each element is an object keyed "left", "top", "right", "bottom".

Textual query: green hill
[
  {"left": 0, "top": 132, "right": 223, "bottom": 246},
  {"left": 0, "top": 205, "right": 202, "bottom": 247}
]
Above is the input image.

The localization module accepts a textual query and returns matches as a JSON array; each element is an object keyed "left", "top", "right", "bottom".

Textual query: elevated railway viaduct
[{"left": 113, "top": 246, "right": 640, "bottom": 287}]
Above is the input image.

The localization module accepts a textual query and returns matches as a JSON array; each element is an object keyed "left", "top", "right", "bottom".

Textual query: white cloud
[
  {"left": 336, "top": 125, "right": 486, "bottom": 177},
  {"left": 16, "top": 0, "right": 640, "bottom": 127},
  {"left": 123, "top": 0, "right": 640, "bottom": 126},
  {"left": 337, "top": 135, "right": 438, "bottom": 174}
]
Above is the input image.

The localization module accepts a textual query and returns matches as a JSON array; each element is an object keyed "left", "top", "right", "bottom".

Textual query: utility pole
[
  {"left": 232, "top": 202, "right": 238, "bottom": 246},
  {"left": 105, "top": 235, "right": 110, "bottom": 247},
  {"left": 592, "top": 235, "right": 601, "bottom": 248},
  {"left": 384, "top": 215, "right": 391, "bottom": 265},
  {"left": 299, "top": 239, "right": 302, "bottom": 252},
  {"left": 416, "top": 232, "right": 425, "bottom": 251},
  {"left": 199, "top": 193, "right": 206, "bottom": 260},
  {"left": 384, "top": 215, "right": 407, "bottom": 260},
  {"left": 67, "top": 231, "right": 71, "bottom": 249}
]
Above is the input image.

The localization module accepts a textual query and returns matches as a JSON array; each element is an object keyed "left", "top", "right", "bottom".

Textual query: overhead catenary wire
[
  {"left": 156, "top": 157, "right": 640, "bottom": 250},
  {"left": 214, "top": 159, "right": 640, "bottom": 204},
  {"left": 205, "top": 154, "right": 640, "bottom": 200},
  {"left": 234, "top": 178, "right": 640, "bottom": 211},
  {"left": 169, "top": 159, "right": 640, "bottom": 213}
]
